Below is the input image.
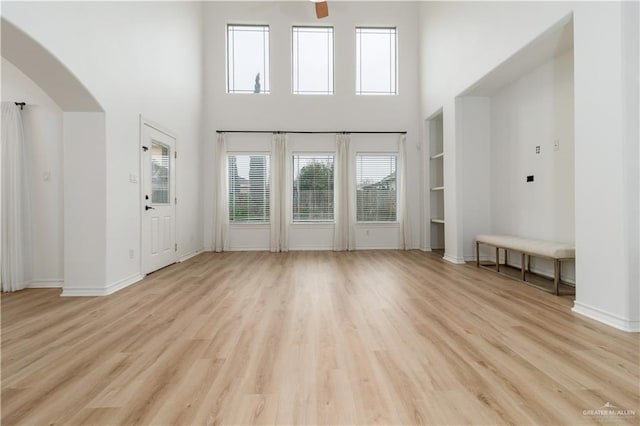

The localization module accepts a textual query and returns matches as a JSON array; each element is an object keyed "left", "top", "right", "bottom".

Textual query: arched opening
[{"left": 2, "top": 18, "right": 107, "bottom": 294}]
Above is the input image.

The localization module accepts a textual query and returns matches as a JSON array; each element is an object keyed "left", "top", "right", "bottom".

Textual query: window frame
[
  {"left": 355, "top": 26, "right": 398, "bottom": 96},
  {"left": 292, "top": 26, "right": 335, "bottom": 95},
  {"left": 226, "top": 24, "right": 271, "bottom": 95},
  {"left": 227, "top": 152, "right": 271, "bottom": 224},
  {"left": 355, "top": 152, "right": 399, "bottom": 224},
  {"left": 291, "top": 152, "right": 336, "bottom": 224}
]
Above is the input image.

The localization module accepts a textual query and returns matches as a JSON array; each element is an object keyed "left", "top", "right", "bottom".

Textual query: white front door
[{"left": 141, "top": 123, "right": 176, "bottom": 275}]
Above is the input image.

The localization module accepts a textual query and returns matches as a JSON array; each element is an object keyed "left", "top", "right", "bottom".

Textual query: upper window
[
  {"left": 292, "top": 155, "right": 335, "bottom": 222},
  {"left": 227, "top": 25, "right": 270, "bottom": 94},
  {"left": 292, "top": 27, "right": 334, "bottom": 95},
  {"left": 228, "top": 154, "right": 270, "bottom": 223},
  {"left": 356, "top": 27, "right": 397, "bottom": 95},
  {"left": 356, "top": 154, "right": 397, "bottom": 222}
]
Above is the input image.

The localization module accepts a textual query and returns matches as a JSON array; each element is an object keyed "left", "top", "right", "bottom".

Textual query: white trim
[
  {"left": 61, "top": 273, "right": 144, "bottom": 297},
  {"left": 443, "top": 254, "right": 466, "bottom": 264},
  {"left": 289, "top": 245, "right": 335, "bottom": 251},
  {"left": 464, "top": 255, "right": 495, "bottom": 263},
  {"left": 28, "top": 279, "right": 63, "bottom": 288},
  {"left": 419, "top": 246, "right": 432, "bottom": 252},
  {"left": 572, "top": 302, "right": 640, "bottom": 333},
  {"left": 227, "top": 247, "right": 270, "bottom": 252},
  {"left": 355, "top": 245, "right": 403, "bottom": 250},
  {"left": 179, "top": 249, "right": 203, "bottom": 263}
]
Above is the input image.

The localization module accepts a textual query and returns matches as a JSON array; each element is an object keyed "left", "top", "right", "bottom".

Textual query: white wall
[
  {"left": 3, "top": 2, "right": 205, "bottom": 292},
  {"left": 489, "top": 50, "right": 575, "bottom": 281},
  {"left": 203, "top": 1, "right": 421, "bottom": 251},
  {"left": 1, "top": 58, "right": 64, "bottom": 287},
  {"left": 458, "top": 96, "right": 491, "bottom": 261},
  {"left": 419, "top": 1, "right": 639, "bottom": 331},
  {"left": 62, "top": 112, "right": 107, "bottom": 295}
]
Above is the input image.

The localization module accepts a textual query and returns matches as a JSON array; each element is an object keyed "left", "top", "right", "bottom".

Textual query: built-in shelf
[{"left": 428, "top": 111, "right": 445, "bottom": 252}]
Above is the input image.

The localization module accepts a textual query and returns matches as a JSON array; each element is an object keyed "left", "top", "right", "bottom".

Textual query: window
[
  {"left": 151, "top": 142, "right": 170, "bottom": 204},
  {"left": 227, "top": 25, "right": 270, "bottom": 94},
  {"left": 356, "top": 154, "right": 397, "bottom": 222},
  {"left": 292, "top": 155, "right": 334, "bottom": 222},
  {"left": 356, "top": 27, "right": 397, "bottom": 95},
  {"left": 292, "top": 27, "right": 334, "bottom": 95},
  {"left": 228, "top": 154, "right": 270, "bottom": 223}
]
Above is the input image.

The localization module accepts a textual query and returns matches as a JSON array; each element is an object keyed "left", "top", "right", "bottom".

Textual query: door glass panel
[{"left": 151, "top": 141, "right": 170, "bottom": 204}]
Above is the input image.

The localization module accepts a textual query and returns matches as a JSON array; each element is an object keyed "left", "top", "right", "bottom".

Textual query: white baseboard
[
  {"left": 464, "top": 255, "right": 493, "bottom": 262},
  {"left": 356, "top": 245, "right": 403, "bottom": 250},
  {"left": 419, "top": 246, "right": 432, "bottom": 252},
  {"left": 61, "top": 273, "right": 144, "bottom": 297},
  {"left": 443, "top": 254, "right": 466, "bottom": 264},
  {"left": 179, "top": 249, "right": 202, "bottom": 262},
  {"left": 572, "top": 302, "right": 640, "bottom": 332},
  {"left": 288, "top": 246, "right": 334, "bottom": 251},
  {"left": 28, "top": 279, "right": 63, "bottom": 288}
]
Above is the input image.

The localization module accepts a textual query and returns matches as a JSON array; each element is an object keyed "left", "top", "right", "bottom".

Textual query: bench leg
[
  {"left": 554, "top": 259, "right": 560, "bottom": 296},
  {"left": 476, "top": 241, "right": 480, "bottom": 267},
  {"left": 527, "top": 254, "right": 531, "bottom": 272},
  {"left": 521, "top": 253, "right": 526, "bottom": 281},
  {"left": 496, "top": 247, "right": 500, "bottom": 272}
]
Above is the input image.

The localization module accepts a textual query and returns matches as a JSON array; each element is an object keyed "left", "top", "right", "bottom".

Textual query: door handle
[{"left": 145, "top": 205, "right": 155, "bottom": 211}]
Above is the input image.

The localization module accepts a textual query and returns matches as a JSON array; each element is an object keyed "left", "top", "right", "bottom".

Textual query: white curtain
[
  {"left": 334, "top": 133, "right": 355, "bottom": 251},
  {"left": 214, "top": 133, "right": 229, "bottom": 252},
  {"left": 270, "top": 132, "right": 289, "bottom": 252},
  {"left": 1, "top": 102, "right": 32, "bottom": 291},
  {"left": 398, "top": 133, "right": 410, "bottom": 250}
]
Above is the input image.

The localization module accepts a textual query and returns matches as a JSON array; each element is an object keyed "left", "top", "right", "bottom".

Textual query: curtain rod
[
  {"left": 15, "top": 102, "right": 26, "bottom": 110},
  {"left": 216, "top": 130, "right": 407, "bottom": 135}
]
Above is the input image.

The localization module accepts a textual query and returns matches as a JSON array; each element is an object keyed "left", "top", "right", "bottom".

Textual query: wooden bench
[{"left": 475, "top": 234, "right": 575, "bottom": 295}]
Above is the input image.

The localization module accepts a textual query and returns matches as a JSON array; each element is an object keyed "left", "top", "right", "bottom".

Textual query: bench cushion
[{"left": 476, "top": 234, "right": 575, "bottom": 259}]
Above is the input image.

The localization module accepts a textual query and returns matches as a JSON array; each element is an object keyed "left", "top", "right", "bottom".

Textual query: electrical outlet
[
  {"left": 129, "top": 173, "right": 138, "bottom": 183},
  {"left": 554, "top": 139, "right": 560, "bottom": 151},
  {"left": 535, "top": 146, "right": 540, "bottom": 154},
  {"left": 129, "top": 249, "right": 135, "bottom": 259},
  {"left": 526, "top": 175, "right": 534, "bottom": 182}
]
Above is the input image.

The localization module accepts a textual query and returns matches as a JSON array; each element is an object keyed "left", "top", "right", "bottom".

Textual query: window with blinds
[
  {"left": 292, "top": 27, "right": 334, "bottom": 95},
  {"left": 228, "top": 154, "right": 270, "bottom": 223},
  {"left": 227, "top": 25, "right": 270, "bottom": 94},
  {"left": 356, "top": 154, "right": 397, "bottom": 222},
  {"left": 292, "top": 155, "right": 334, "bottom": 222}
]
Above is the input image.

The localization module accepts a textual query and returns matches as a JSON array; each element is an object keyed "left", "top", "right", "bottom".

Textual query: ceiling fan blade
[{"left": 315, "top": 1, "right": 329, "bottom": 19}]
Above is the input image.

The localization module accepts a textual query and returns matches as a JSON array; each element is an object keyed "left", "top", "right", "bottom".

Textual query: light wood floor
[{"left": 2, "top": 251, "right": 638, "bottom": 425}]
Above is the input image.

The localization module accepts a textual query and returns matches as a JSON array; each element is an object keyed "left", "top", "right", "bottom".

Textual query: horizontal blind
[
  {"left": 356, "top": 154, "right": 397, "bottom": 222},
  {"left": 228, "top": 154, "right": 270, "bottom": 223},
  {"left": 292, "top": 155, "right": 334, "bottom": 222}
]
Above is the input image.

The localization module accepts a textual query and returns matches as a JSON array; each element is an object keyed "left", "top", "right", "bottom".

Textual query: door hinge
[
  {"left": 175, "top": 197, "right": 177, "bottom": 205},
  {"left": 174, "top": 151, "right": 177, "bottom": 159},
  {"left": 175, "top": 243, "right": 178, "bottom": 252}
]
